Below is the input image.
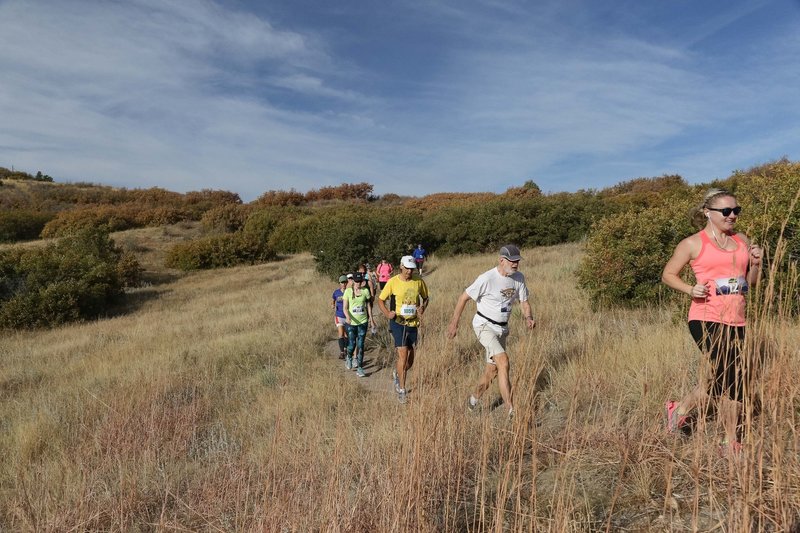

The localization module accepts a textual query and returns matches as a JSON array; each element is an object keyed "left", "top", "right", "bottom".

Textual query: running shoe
[
  {"left": 338, "top": 351, "right": 345, "bottom": 360},
  {"left": 356, "top": 367, "right": 366, "bottom": 378},
  {"left": 398, "top": 388, "right": 407, "bottom": 404},
  {"left": 392, "top": 370, "right": 401, "bottom": 393},
  {"left": 507, "top": 408, "right": 514, "bottom": 419},
  {"left": 345, "top": 357, "right": 352, "bottom": 370},
  {"left": 467, "top": 396, "right": 477, "bottom": 412},
  {"left": 718, "top": 440, "right": 743, "bottom": 457},
  {"left": 665, "top": 400, "right": 688, "bottom": 433}
]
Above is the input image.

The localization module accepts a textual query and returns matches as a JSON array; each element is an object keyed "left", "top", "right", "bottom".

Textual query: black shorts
[
  {"left": 389, "top": 320, "right": 418, "bottom": 348},
  {"left": 688, "top": 320, "right": 746, "bottom": 402}
]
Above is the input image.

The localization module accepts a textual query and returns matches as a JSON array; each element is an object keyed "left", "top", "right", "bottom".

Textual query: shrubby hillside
[
  {"left": 1, "top": 159, "right": 798, "bottom": 329},
  {"left": 0, "top": 171, "right": 241, "bottom": 242}
]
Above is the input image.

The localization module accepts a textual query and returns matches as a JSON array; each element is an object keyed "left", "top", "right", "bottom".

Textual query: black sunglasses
[{"left": 707, "top": 206, "right": 742, "bottom": 217}]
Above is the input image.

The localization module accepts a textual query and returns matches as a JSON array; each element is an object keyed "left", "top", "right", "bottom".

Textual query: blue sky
[{"left": 1, "top": 0, "right": 798, "bottom": 201}]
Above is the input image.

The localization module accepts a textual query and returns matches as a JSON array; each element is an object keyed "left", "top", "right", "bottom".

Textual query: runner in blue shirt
[
  {"left": 412, "top": 244, "right": 426, "bottom": 275},
  {"left": 332, "top": 275, "right": 348, "bottom": 359}
]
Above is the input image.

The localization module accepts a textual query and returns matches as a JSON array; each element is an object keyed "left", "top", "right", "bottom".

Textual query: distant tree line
[
  {"left": 1, "top": 159, "right": 798, "bottom": 329},
  {"left": 0, "top": 166, "right": 53, "bottom": 182}
]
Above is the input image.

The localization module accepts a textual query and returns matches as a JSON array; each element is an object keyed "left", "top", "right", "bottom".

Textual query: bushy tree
[
  {"left": 165, "top": 233, "right": 275, "bottom": 271},
  {"left": 0, "top": 228, "right": 140, "bottom": 328},
  {"left": 577, "top": 205, "right": 694, "bottom": 307},
  {"left": 200, "top": 204, "right": 252, "bottom": 234},
  {"left": 736, "top": 159, "right": 800, "bottom": 313},
  {"left": 0, "top": 209, "right": 55, "bottom": 242},
  {"left": 308, "top": 206, "right": 426, "bottom": 278}
]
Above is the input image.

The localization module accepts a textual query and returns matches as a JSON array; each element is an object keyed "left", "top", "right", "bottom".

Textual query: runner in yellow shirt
[{"left": 377, "top": 255, "right": 429, "bottom": 403}]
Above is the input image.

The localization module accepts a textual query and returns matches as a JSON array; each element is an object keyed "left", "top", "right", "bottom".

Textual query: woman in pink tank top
[{"left": 661, "top": 188, "right": 763, "bottom": 454}]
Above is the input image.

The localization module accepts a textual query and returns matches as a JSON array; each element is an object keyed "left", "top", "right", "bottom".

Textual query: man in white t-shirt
[{"left": 446, "top": 244, "right": 536, "bottom": 417}]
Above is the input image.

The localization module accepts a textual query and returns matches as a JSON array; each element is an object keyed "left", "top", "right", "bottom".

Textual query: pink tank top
[{"left": 688, "top": 230, "right": 749, "bottom": 326}]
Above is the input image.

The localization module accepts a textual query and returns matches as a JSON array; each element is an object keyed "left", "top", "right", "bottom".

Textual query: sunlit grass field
[{"left": 1, "top": 240, "right": 798, "bottom": 531}]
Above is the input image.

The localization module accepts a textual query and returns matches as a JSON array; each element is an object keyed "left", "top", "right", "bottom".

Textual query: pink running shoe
[
  {"left": 665, "top": 400, "right": 688, "bottom": 433},
  {"left": 718, "top": 440, "right": 743, "bottom": 458}
]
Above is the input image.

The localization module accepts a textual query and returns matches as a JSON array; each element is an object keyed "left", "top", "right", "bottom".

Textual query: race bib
[
  {"left": 400, "top": 304, "right": 417, "bottom": 317},
  {"left": 352, "top": 305, "right": 366, "bottom": 316},
  {"left": 714, "top": 276, "right": 748, "bottom": 296}
]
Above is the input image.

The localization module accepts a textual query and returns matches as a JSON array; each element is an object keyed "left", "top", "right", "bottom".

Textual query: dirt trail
[{"left": 324, "top": 339, "right": 395, "bottom": 396}]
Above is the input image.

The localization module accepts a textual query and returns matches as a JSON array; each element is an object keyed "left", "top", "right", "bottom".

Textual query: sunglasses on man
[{"left": 707, "top": 206, "right": 742, "bottom": 217}]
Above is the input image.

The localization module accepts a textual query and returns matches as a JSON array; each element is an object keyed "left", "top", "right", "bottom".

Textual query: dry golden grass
[{"left": 1, "top": 242, "right": 798, "bottom": 531}]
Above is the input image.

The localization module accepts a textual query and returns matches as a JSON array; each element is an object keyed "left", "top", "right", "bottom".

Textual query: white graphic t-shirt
[{"left": 465, "top": 267, "right": 529, "bottom": 326}]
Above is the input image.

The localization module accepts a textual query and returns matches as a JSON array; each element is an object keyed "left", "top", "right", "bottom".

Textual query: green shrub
[
  {"left": 200, "top": 204, "right": 252, "bottom": 234},
  {"left": 182, "top": 189, "right": 242, "bottom": 219},
  {"left": 308, "top": 207, "right": 377, "bottom": 278},
  {"left": 40, "top": 205, "right": 189, "bottom": 238},
  {"left": 116, "top": 251, "right": 144, "bottom": 288},
  {"left": 242, "top": 208, "right": 286, "bottom": 240},
  {"left": 0, "top": 209, "right": 55, "bottom": 242},
  {"left": 419, "top": 195, "right": 605, "bottom": 256},
  {"left": 268, "top": 214, "right": 319, "bottom": 254},
  {"left": 736, "top": 159, "right": 800, "bottom": 313},
  {"left": 420, "top": 202, "right": 507, "bottom": 256},
  {"left": 0, "top": 228, "right": 139, "bottom": 328},
  {"left": 736, "top": 159, "right": 800, "bottom": 261},
  {"left": 164, "top": 233, "right": 276, "bottom": 271},
  {"left": 309, "top": 206, "right": 426, "bottom": 278},
  {"left": 577, "top": 205, "right": 693, "bottom": 307}
]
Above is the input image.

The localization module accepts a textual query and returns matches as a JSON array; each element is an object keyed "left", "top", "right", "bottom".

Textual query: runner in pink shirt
[
  {"left": 376, "top": 258, "right": 393, "bottom": 290},
  {"left": 662, "top": 188, "right": 763, "bottom": 455}
]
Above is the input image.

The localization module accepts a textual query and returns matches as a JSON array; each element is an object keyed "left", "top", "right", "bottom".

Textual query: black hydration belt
[{"left": 476, "top": 311, "right": 508, "bottom": 327}]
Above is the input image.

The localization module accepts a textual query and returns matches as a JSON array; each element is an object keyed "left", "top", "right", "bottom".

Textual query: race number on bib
[
  {"left": 714, "top": 276, "right": 748, "bottom": 296},
  {"left": 352, "top": 305, "right": 366, "bottom": 316},
  {"left": 399, "top": 304, "right": 417, "bottom": 317}
]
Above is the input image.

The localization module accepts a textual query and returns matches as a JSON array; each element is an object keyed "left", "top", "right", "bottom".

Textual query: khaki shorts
[{"left": 473, "top": 321, "right": 509, "bottom": 364}]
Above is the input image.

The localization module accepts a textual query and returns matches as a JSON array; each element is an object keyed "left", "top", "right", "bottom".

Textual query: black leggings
[{"left": 688, "top": 320, "right": 746, "bottom": 403}]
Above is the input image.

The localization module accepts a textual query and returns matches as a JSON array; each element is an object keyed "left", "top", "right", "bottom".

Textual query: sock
[{"left": 338, "top": 338, "right": 346, "bottom": 353}]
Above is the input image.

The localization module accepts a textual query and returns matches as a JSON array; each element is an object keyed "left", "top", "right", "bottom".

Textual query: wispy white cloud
[
  {"left": 0, "top": 0, "right": 798, "bottom": 200},
  {"left": 0, "top": 0, "right": 372, "bottom": 196}
]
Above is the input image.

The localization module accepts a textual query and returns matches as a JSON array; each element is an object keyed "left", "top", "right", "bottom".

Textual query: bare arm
[
  {"left": 447, "top": 291, "right": 473, "bottom": 338},
  {"left": 342, "top": 295, "right": 352, "bottom": 323},
  {"left": 662, "top": 236, "right": 709, "bottom": 298},
  {"left": 377, "top": 296, "right": 396, "bottom": 320},
  {"left": 738, "top": 233, "right": 763, "bottom": 288},
  {"left": 367, "top": 295, "right": 375, "bottom": 325},
  {"left": 520, "top": 300, "right": 536, "bottom": 330}
]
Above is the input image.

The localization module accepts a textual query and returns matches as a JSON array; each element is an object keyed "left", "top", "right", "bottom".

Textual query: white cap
[{"left": 400, "top": 255, "right": 416, "bottom": 269}]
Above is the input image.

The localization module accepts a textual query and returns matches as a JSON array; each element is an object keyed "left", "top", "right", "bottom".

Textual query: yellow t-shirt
[{"left": 379, "top": 274, "right": 429, "bottom": 327}]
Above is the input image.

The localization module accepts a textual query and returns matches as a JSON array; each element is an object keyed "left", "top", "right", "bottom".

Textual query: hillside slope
[{"left": 1, "top": 243, "right": 798, "bottom": 530}]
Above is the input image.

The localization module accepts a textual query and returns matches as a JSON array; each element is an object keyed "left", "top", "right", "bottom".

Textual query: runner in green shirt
[{"left": 343, "top": 272, "right": 375, "bottom": 377}]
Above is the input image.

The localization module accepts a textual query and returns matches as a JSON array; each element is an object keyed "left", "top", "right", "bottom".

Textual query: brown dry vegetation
[{"left": 1, "top": 243, "right": 799, "bottom": 531}]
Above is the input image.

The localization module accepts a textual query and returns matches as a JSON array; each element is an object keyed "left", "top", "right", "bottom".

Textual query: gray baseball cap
[{"left": 500, "top": 244, "right": 522, "bottom": 261}]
